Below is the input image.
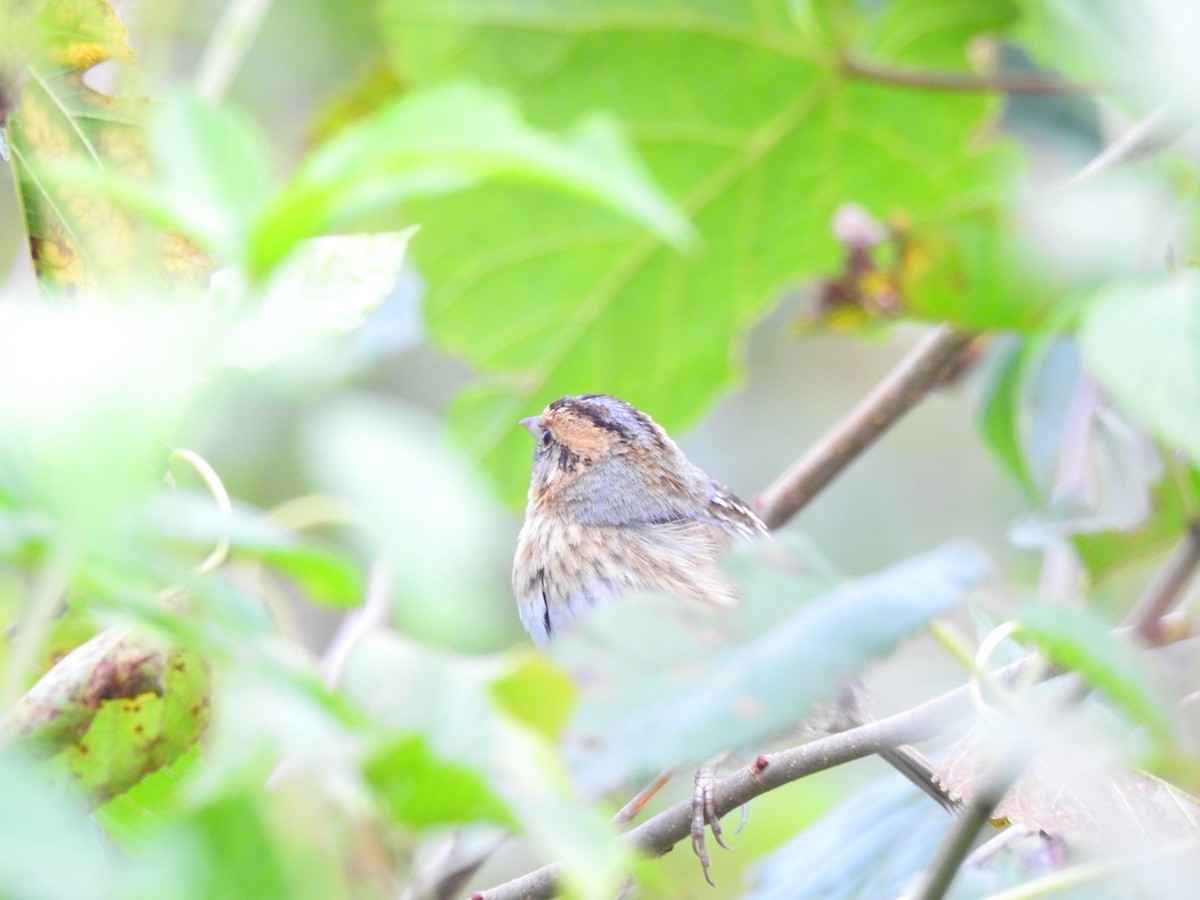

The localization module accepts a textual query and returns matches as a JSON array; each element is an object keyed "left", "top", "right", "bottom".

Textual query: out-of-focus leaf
[
  {"left": 1016, "top": 603, "right": 1174, "bottom": 744},
  {"left": 147, "top": 93, "right": 276, "bottom": 259},
  {"left": 141, "top": 491, "right": 365, "bottom": 609},
  {"left": 0, "top": 305, "right": 203, "bottom": 555},
  {"left": 946, "top": 829, "right": 1070, "bottom": 899},
  {"left": 5, "top": 1, "right": 211, "bottom": 290},
  {"left": 95, "top": 745, "right": 202, "bottom": 850},
  {"left": 1008, "top": 392, "right": 1163, "bottom": 546},
  {"left": 1080, "top": 272, "right": 1200, "bottom": 466},
  {"left": 365, "top": 734, "right": 514, "bottom": 828},
  {"left": 34, "top": 595, "right": 100, "bottom": 677},
  {"left": 1074, "top": 472, "right": 1199, "bottom": 581},
  {"left": 56, "top": 644, "right": 210, "bottom": 804},
  {"left": 302, "top": 397, "right": 517, "bottom": 651},
  {"left": 382, "top": 0, "right": 1031, "bottom": 502},
  {"left": 308, "top": 58, "right": 406, "bottom": 144},
  {"left": 342, "top": 632, "right": 627, "bottom": 900},
  {"left": 938, "top": 705, "right": 1200, "bottom": 893},
  {"left": 215, "top": 230, "right": 415, "bottom": 368},
  {"left": 129, "top": 789, "right": 343, "bottom": 900},
  {"left": 254, "top": 544, "right": 364, "bottom": 610},
  {"left": 563, "top": 541, "right": 990, "bottom": 790},
  {"left": 4, "top": 0, "right": 139, "bottom": 289},
  {"left": 3, "top": 629, "right": 163, "bottom": 752},
  {"left": 977, "top": 334, "right": 1039, "bottom": 496},
  {"left": 49, "top": 94, "right": 276, "bottom": 268},
  {"left": 746, "top": 773, "right": 952, "bottom": 900},
  {"left": 2, "top": 623, "right": 209, "bottom": 806},
  {"left": 0, "top": 749, "right": 113, "bottom": 900},
  {"left": 248, "top": 83, "right": 692, "bottom": 274},
  {"left": 199, "top": 650, "right": 360, "bottom": 794},
  {"left": 1016, "top": 0, "right": 1200, "bottom": 119},
  {"left": 490, "top": 653, "right": 576, "bottom": 739},
  {"left": 1017, "top": 168, "right": 1183, "bottom": 288}
]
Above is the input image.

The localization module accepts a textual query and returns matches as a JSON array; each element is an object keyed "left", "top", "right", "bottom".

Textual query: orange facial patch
[{"left": 542, "top": 405, "right": 621, "bottom": 462}]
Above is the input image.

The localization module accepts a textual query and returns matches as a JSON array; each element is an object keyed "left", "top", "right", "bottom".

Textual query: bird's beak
[{"left": 519, "top": 416, "right": 541, "bottom": 436}]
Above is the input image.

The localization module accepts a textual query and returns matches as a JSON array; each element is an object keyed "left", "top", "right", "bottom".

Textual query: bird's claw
[{"left": 690, "top": 765, "right": 729, "bottom": 886}]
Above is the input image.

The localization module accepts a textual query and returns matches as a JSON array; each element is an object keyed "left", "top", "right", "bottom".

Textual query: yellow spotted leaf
[{"left": 5, "top": 0, "right": 209, "bottom": 290}]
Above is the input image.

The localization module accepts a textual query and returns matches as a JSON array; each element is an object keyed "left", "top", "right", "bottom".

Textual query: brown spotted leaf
[
  {"left": 2, "top": 628, "right": 210, "bottom": 804},
  {"left": 3, "top": 629, "right": 161, "bottom": 751}
]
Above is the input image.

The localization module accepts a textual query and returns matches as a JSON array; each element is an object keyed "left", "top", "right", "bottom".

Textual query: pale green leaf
[
  {"left": 1016, "top": 602, "right": 1174, "bottom": 745},
  {"left": 563, "top": 541, "right": 990, "bottom": 790},
  {"left": 342, "top": 633, "right": 627, "bottom": 899},
  {"left": 0, "top": 750, "right": 113, "bottom": 900},
  {"left": 215, "top": 230, "right": 415, "bottom": 368},
  {"left": 248, "top": 83, "right": 691, "bottom": 274},
  {"left": 365, "top": 734, "right": 514, "bottom": 828},
  {"left": 302, "top": 397, "right": 517, "bottom": 650},
  {"left": 1080, "top": 272, "right": 1200, "bottom": 465}
]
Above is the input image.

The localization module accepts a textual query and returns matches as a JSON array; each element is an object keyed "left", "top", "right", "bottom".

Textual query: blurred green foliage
[{"left": 3, "top": 0, "right": 1200, "bottom": 897}]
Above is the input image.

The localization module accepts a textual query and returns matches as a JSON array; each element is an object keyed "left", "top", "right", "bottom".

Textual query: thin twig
[
  {"left": 982, "top": 838, "right": 1198, "bottom": 900},
  {"left": 1123, "top": 520, "right": 1200, "bottom": 645},
  {"left": 756, "top": 325, "right": 975, "bottom": 529},
  {"left": 320, "top": 553, "right": 394, "bottom": 691},
  {"left": 1065, "top": 101, "right": 1191, "bottom": 187},
  {"left": 912, "top": 764, "right": 1017, "bottom": 900},
  {"left": 841, "top": 53, "right": 1096, "bottom": 97},
  {"left": 194, "top": 0, "right": 275, "bottom": 103},
  {"left": 0, "top": 549, "right": 70, "bottom": 707}
]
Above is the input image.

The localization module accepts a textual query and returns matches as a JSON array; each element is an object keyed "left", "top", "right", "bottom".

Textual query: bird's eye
[{"left": 540, "top": 430, "right": 554, "bottom": 448}]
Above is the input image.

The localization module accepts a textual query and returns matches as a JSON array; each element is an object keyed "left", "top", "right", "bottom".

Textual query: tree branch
[
  {"left": 474, "top": 670, "right": 993, "bottom": 900},
  {"left": 840, "top": 53, "right": 1095, "bottom": 97},
  {"left": 756, "top": 325, "right": 975, "bottom": 529},
  {"left": 475, "top": 620, "right": 1192, "bottom": 899}
]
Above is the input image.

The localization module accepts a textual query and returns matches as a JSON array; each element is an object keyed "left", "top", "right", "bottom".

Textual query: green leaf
[
  {"left": 342, "top": 632, "right": 627, "bottom": 899},
  {"left": 4, "top": 629, "right": 163, "bottom": 753},
  {"left": 381, "top": 0, "right": 1028, "bottom": 502},
  {"left": 50, "top": 93, "right": 278, "bottom": 267},
  {"left": 490, "top": 653, "right": 576, "bottom": 739},
  {"left": 255, "top": 544, "right": 365, "bottom": 610},
  {"left": 147, "top": 93, "right": 276, "bottom": 260},
  {"left": 562, "top": 540, "right": 990, "bottom": 790},
  {"left": 977, "top": 334, "right": 1038, "bottom": 496},
  {"left": 248, "top": 83, "right": 691, "bottom": 274},
  {"left": 134, "top": 789, "right": 343, "bottom": 900},
  {"left": 1080, "top": 272, "right": 1200, "bottom": 465},
  {"left": 1015, "top": 602, "right": 1173, "bottom": 745},
  {"left": 365, "top": 734, "right": 514, "bottom": 828},
  {"left": 1074, "top": 472, "right": 1200, "bottom": 582},
  {"left": 95, "top": 745, "right": 202, "bottom": 850}
]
